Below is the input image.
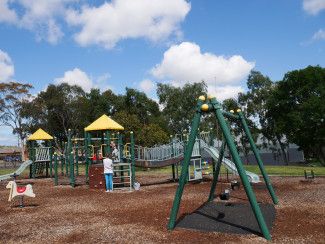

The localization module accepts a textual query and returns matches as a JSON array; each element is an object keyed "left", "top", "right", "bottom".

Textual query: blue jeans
[{"left": 105, "top": 173, "right": 113, "bottom": 191}]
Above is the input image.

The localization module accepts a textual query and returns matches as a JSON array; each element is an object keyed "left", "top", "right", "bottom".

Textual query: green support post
[
  {"left": 117, "top": 132, "right": 124, "bottom": 183},
  {"left": 211, "top": 98, "right": 271, "bottom": 240},
  {"left": 106, "top": 130, "right": 111, "bottom": 155},
  {"left": 49, "top": 140, "right": 53, "bottom": 178},
  {"left": 84, "top": 131, "right": 89, "bottom": 183},
  {"left": 64, "top": 142, "right": 69, "bottom": 176},
  {"left": 170, "top": 135, "right": 176, "bottom": 181},
  {"left": 61, "top": 155, "right": 64, "bottom": 176},
  {"left": 75, "top": 145, "right": 79, "bottom": 176},
  {"left": 168, "top": 98, "right": 203, "bottom": 230},
  {"left": 130, "top": 131, "right": 135, "bottom": 188},
  {"left": 238, "top": 111, "right": 279, "bottom": 205},
  {"left": 54, "top": 153, "right": 58, "bottom": 186},
  {"left": 208, "top": 140, "right": 226, "bottom": 202},
  {"left": 28, "top": 141, "right": 32, "bottom": 178},
  {"left": 31, "top": 141, "right": 36, "bottom": 179},
  {"left": 118, "top": 132, "right": 123, "bottom": 161},
  {"left": 69, "top": 152, "right": 75, "bottom": 187}
]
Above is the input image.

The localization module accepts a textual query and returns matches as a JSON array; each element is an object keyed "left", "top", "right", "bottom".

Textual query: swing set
[{"left": 168, "top": 95, "right": 279, "bottom": 240}]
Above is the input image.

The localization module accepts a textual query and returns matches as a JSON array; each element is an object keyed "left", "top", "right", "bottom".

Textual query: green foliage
[
  {"left": 21, "top": 83, "right": 86, "bottom": 143},
  {"left": 267, "top": 66, "right": 325, "bottom": 164},
  {"left": 124, "top": 88, "right": 161, "bottom": 124},
  {"left": 157, "top": 81, "right": 207, "bottom": 134},
  {"left": 137, "top": 123, "right": 169, "bottom": 147},
  {"left": 0, "top": 82, "right": 33, "bottom": 143},
  {"left": 112, "top": 111, "right": 142, "bottom": 137},
  {"left": 239, "top": 70, "right": 289, "bottom": 164}
]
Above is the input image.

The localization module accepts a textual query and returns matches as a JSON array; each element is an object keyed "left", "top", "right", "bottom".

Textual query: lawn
[{"left": 1, "top": 163, "right": 325, "bottom": 178}]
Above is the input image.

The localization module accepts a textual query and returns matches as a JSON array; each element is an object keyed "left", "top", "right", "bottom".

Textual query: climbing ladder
[{"left": 113, "top": 162, "right": 132, "bottom": 191}]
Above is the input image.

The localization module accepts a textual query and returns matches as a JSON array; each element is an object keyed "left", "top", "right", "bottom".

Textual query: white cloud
[
  {"left": 139, "top": 79, "right": 155, "bottom": 93},
  {"left": 0, "top": 0, "right": 76, "bottom": 44},
  {"left": 65, "top": 0, "right": 190, "bottom": 49},
  {"left": 208, "top": 85, "right": 244, "bottom": 101},
  {"left": 55, "top": 68, "right": 93, "bottom": 92},
  {"left": 312, "top": 28, "right": 325, "bottom": 41},
  {"left": 303, "top": 0, "right": 325, "bottom": 15},
  {"left": 54, "top": 68, "right": 112, "bottom": 92},
  {"left": 0, "top": 0, "right": 18, "bottom": 24},
  {"left": 0, "top": 49, "right": 14, "bottom": 82},
  {"left": 151, "top": 42, "right": 254, "bottom": 100}
]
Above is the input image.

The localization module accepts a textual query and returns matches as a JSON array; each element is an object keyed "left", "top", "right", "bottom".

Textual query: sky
[{"left": 0, "top": 0, "right": 324, "bottom": 145}]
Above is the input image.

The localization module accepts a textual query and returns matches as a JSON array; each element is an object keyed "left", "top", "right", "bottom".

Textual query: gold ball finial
[
  {"left": 201, "top": 104, "right": 209, "bottom": 112},
  {"left": 236, "top": 108, "right": 241, "bottom": 112},
  {"left": 207, "top": 94, "right": 215, "bottom": 99},
  {"left": 198, "top": 95, "right": 206, "bottom": 101},
  {"left": 230, "top": 109, "right": 234, "bottom": 113}
]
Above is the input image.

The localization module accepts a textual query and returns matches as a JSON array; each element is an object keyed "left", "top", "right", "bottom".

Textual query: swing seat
[
  {"left": 220, "top": 189, "right": 230, "bottom": 200},
  {"left": 231, "top": 180, "right": 240, "bottom": 190},
  {"left": 220, "top": 192, "right": 230, "bottom": 200}
]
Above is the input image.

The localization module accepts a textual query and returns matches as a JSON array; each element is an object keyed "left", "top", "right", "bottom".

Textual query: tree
[
  {"left": 267, "top": 66, "right": 325, "bottom": 164},
  {"left": 222, "top": 98, "right": 254, "bottom": 164},
  {"left": 239, "top": 70, "right": 289, "bottom": 164},
  {"left": 124, "top": 88, "right": 161, "bottom": 125},
  {"left": 137, "top": 123, "right": 169, "bottom": 147},
  {"left": 0, "top": 82, "right": 33, "bottom": 160},
  {"left": 157, "top": 81, "right": 207, "bottom": 134},
  {"left": 112, "top": 110, "right": 142, "bottom": 138},
  {"left": 21, "top": 83, "right": 86, "bottom": 146}
]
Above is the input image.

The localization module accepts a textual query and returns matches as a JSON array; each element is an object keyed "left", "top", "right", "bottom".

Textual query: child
[
  {"left": 112, "top": 145, "right": 119, "bottom": 161},
  {"left": 103, "top": 153, "right": 113, "bottom": 192}
]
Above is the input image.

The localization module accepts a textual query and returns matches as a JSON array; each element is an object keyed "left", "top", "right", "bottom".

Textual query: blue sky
[{"left": 0, "top": 0, "right": 324, "bottom": 145}]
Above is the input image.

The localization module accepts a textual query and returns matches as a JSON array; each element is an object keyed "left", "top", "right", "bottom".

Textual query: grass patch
[{"left": 1, "top": 163, "right": 324, "bottom": 178}]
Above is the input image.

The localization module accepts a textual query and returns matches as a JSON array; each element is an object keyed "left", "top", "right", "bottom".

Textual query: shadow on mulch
[
  {"left": 10, "top": 204, "right": 39, "bottom": 209},
  {"left": 176, "top": 201, "right": 276, "bottom": 237}
]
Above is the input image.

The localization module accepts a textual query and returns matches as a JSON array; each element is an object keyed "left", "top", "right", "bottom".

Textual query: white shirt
[{"left": 103, "top": 158, "right": 113, "bottom": 174}]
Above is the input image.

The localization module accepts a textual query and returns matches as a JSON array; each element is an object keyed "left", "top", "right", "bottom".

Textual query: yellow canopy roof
[
  {"left": 84, "top": 114, "right": 124, "bottom": 131},
  {"left": 27, "top": 128, "right": 53, "bottom": 141}
]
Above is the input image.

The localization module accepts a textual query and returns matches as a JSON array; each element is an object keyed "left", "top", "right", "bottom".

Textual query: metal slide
[
  {"left": 201, "top": 145, "right": 260, "bottom": 183},
  {"left": 0, "top": 160, "right": 32, "bottom": 181}
]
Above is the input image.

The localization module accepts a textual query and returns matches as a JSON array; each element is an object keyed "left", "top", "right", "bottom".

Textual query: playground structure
[
  {"left": 9, "top": 112, "right": 262, "bottom": 191},
  {"left": 167, "top": 95, "right": 278, "bottom": 241},
  {"left": 27, "top": 129, "right": 53, "bottom": 179}
]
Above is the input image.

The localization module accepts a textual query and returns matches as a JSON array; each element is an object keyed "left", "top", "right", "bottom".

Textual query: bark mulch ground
[{"left": 0, "top": 174, "right": 324, "bottom": 243}]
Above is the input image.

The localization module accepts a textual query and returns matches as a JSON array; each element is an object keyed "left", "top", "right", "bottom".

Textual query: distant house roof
[
  {"left": 0, "top": 147, "right": 21, "bottom": 154},
  {"left": 84, "top": 114, "right": 124, "bottom": 131},
  {"left": 27, "top": 128, "right": 53, "bottom": 141}
]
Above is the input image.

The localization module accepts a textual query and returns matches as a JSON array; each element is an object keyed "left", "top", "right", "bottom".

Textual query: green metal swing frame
[{"left": 167, "top": 95, "right": 278, "bottom": 240}]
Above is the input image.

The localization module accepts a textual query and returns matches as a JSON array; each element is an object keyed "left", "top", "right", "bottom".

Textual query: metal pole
[
  {"left": 64, "top": 142, "right": 69, "bottom": 176},
  {"left": 69, "top": 152, "right": 75, "bottom": 187},
  {"left": 61, "top": 155, "right": 64, "bottom": 176},
  {"left": 49, "top": 140, "right": 53, "bottom": 177},
  {"left": 75, "top": 143, "right": 79, "bottom": 176},
  {"left": 168, "top": 97, "right": 203, "bottom": 230},
  {"left": 54, "top": 153, "right": 58, "bottom": 186},
  {"left": 208, "top": 140, "right": 226, "bottom": 201},
  {"left": 211, "top": 98, "right": 271, "bottom": 240},
  {"left": 238, "top": 111, "right": 278, "bottom": 204},
  {"left": 130, "top": 131, "right": 135, "bottom": 187},
  {"left": 84, "top": 131, "right": 89, "bottom": 183}
]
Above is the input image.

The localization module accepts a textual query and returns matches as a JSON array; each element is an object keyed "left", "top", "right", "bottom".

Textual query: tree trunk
[
  {"left": 276, "top": 134, "right": 288, "bottom": 165},
  {"left": 20, "top": 139, "right": 25, "bottom": 161}
]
